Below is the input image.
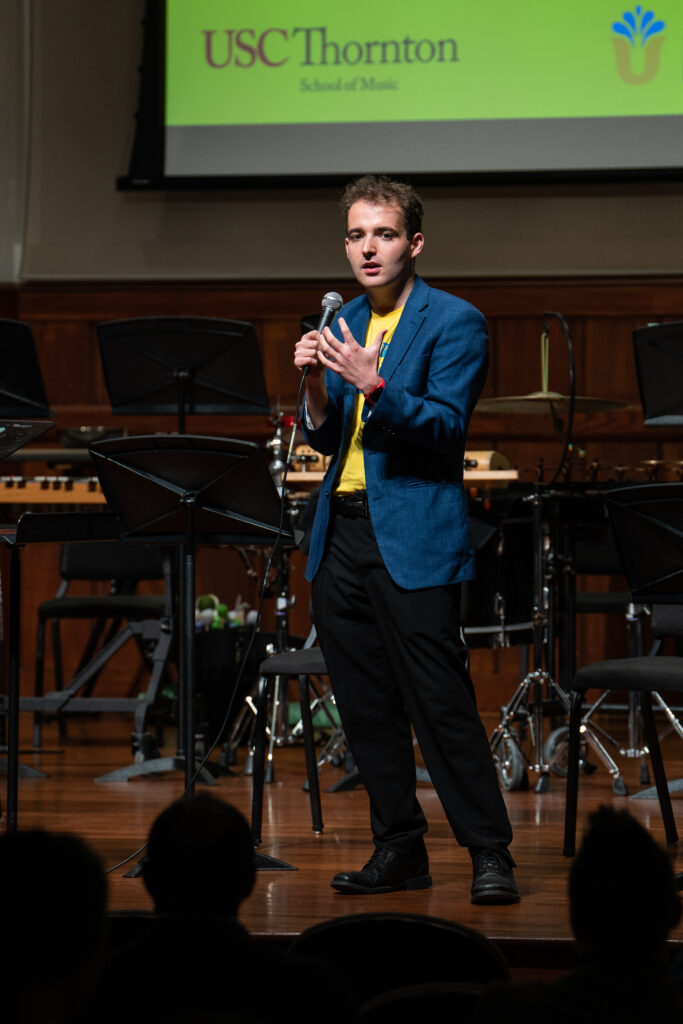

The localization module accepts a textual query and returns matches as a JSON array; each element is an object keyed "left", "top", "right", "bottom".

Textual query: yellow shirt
[{"left": 335, "top": 305, "right": 404, "bottom": 495}]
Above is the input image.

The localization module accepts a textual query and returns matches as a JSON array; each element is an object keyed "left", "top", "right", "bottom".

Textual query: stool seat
[
  {"left": 574, "top": 657, "right": 683, "bottom": 693},
  {"left": 574, "top": 592, "right": 631, "bottom": 615},
  {"left": 258, "top": 647, "right": 327, "bottom": 678},
  {"left": 38, "top": 595, "right": 166, "bottom": 620}
]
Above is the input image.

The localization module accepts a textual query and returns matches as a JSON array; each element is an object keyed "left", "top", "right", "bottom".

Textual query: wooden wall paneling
[
  {"left": 660, "top": 440, "right": 683, "bottom": 477},
  {"left": 32, "top": 319, "right": 98, "bottom": 408},
  {"left": 12, "top": 276, "right": 683, "bottom": 322},
  {"left": 0, "top": 285, "right": 18, "bottom": 319},
  {"left": 582, "top": 315, "right": 646, "bottom": 405},
  {"left": 261, "top": 317, "right": 303, "bottom": 413},
  {"left": 286, "top": 551, "right": 314, "bottom": 637},
  {"left": 563, "top": 314, "right": 586, "bottom": 397},
  {"left": 487, "top": 316, "right": 545, "bottom": 398},
  {"left": 84, "top": 318, "right": 112, "bottom": 408},
  {"left": 14, "top": 280, "right": 353, "bottom": 326},
  {"left": 470, "top": 647, "right": 527, "bottom": 710},
  {"left": 455, "top": 277, "right": 683, "bottom": 319}
]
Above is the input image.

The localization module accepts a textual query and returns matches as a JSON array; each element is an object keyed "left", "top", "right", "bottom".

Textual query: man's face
[{"left": 345, "top": 200, "right": 423, "bottom": 291}]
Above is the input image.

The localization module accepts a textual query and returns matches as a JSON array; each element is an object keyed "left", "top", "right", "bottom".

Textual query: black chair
[
  {"left": 31, "top": 540, "right": 173, "bottom": 756},
  {"left": 104, "top": 910, "right": 157, "bottom": 954},
  {"left": 289, "top": 911, "right": 509, "bottom": 1007},
  {"left": 258, "top": 627, "right": 344, "bottom": 768},
  {"left": 361, "top": 981, "right": 484, "bottom": 1022},
  {"left": 563, "top": 525, "right": 640, "bottom": 679},
  {"left": 250, "top": 630, "right": 330, "bottom": 844},
  {"left": 556, "top": 521, "right": 648, "bottom": 794},
  {"left": 564, "top": 483, "right": 683, "bottom": 857}
]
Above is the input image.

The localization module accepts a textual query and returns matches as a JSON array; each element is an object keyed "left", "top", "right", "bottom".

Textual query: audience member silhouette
[
  {"left": 477, "top": 806, "right": 683, "bottom": 1023},
  {"left": 9, "top": 802, "right": 679, "bottom": 1024},
  {"left": 142, "top": 789, "right": 256, "bottom": 917},
  {"left": 94, "top": 793, "right": 357, "bottom": 1023},
  {"left": 0, "top": 829, "right": 107, "bottom": 1024}
]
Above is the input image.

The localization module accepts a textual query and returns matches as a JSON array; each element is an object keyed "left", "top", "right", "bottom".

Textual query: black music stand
[
  {"left": 0, "top": 420, "right": 54, "bottom": 462},
  {"left": 0, "top": 319, "right": 52, "bottom": 418},
  {"left": 633, "top": 321, "right": 683, "bottom": 426},
  {"left": 97, "top": 317, "right": 270, "bottom": 433},
  {"left": 0, "top": 420, "right": 56, "bottom": 799},
  {"left": 89, "top": 435, "right": 293, "bottom": 798},
  {"left": 608, "top": 483, "right": 683, "bottom": 602}
]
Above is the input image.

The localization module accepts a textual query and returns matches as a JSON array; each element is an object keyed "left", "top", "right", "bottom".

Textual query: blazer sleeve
[
  {"left": 365, "top": 304, "right": 488, "bottom": 455},
  {"left": 301, "top": 377, "right": 345, "bottom": 456}
]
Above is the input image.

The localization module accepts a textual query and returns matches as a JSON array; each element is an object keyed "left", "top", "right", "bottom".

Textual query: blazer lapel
[
  {"left": 376, "top": 276, "right": 429, "bottom": 383},
  {"left": 333, "top": 276, "right": 430, "bottom": 390},
  {"left": 338, "top": 295, "right": 371, "bottom": 349}
]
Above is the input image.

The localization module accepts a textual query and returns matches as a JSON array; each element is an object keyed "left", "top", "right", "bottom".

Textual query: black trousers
[{"left": 312, "top": 513, "right": 513, "bottom": 859}]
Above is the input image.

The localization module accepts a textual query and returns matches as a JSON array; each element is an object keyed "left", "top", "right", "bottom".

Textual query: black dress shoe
[
  {"left": 470, "top": 849, "right": 520, "bottom": 905},
  {"left": 331, "top": 847, "right": 432, "bottom": 894}
]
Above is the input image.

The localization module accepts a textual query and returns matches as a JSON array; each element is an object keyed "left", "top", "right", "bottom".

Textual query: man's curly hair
[{"left": 341, "top": 174, "right": 423, "bottom": 240}]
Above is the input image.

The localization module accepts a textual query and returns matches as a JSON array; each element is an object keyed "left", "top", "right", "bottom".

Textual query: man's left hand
[{"left": 318, "top": 318, "right": 385, "bottom": 395}]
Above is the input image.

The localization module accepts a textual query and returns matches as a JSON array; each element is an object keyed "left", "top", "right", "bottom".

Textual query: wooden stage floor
[{"left": 6, "top": 710, "right": 683, "bottom": 974}]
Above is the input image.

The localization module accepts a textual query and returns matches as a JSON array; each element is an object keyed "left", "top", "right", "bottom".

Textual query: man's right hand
[
  {"left": 294, "top": 330, "right": 325, "bottom": 379},
  {"left": 295, "top": 330, "right": 329, "bottom": 427}
]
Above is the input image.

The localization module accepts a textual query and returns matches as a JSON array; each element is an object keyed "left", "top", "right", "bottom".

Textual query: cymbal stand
[{"left": 489, "top": 486, "right": 571, "bottom": 793}]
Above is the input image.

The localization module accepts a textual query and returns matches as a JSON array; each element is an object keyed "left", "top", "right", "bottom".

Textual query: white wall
[
  {"left": 0, "top": 0, "right": 27, "bottom": 282},
  {"left": 4, "top": 0, "right": 683, "bottom": 282}
]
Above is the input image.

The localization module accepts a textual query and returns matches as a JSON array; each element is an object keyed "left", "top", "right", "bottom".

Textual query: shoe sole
[
  {"left": 470, "top": 887, "right": 520, "bottom": 906},
  {"left": 331, "top": 874, "right": 433, "bottom": 894}
]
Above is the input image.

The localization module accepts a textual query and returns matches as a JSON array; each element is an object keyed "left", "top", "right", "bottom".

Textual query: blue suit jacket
[{"left": 302, "top": 276, "right": 489, "bottom": 590}]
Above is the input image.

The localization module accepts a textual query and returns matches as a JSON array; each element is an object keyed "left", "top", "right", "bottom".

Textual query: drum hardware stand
[
  {"left": 488, "top": 312, "right": 586, "bottom": 792},
  {"left": 224, "top": 418, "right": 345, "bottom": 780},
  {"left": 226, "top": 414, "right": 301, "bottom": 772},
  {"left": 223, "top": 519, "right": 343, "bottom": 780},
  {"left": 489, "top": 486, "right": 573, "bottom": 792},
  {"left": 224, "top": 542, "right": 298, "bottom": 781}
]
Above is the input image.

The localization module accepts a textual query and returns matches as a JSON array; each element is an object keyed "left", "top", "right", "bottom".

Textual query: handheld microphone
[
  {"left": 302, "top": 291, "right": 343, "bottom": 378},
  {"left": 316, "top": 290, "right": 343, "bottom": 333}
]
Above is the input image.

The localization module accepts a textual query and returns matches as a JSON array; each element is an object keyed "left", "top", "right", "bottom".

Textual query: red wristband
[{"left": 363, "top": 377, "right": 385, "bottom": 404}]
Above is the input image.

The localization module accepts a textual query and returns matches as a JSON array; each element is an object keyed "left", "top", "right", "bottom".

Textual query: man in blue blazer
[{"left": 294, "top": 175, "right": 518, "bottom": 904}]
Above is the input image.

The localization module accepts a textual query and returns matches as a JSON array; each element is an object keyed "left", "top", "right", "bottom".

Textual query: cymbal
[{"left": 476, "top": 391, "right": 626, "bottom": 414}]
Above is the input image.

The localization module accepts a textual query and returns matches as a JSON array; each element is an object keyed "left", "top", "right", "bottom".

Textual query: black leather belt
[{"left": 333, "top": 490, "right": 369, "bottom": 519}]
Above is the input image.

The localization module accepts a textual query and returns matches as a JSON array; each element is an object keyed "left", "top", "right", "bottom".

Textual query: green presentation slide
[{"left": 166, "top": 0, "right": 682, "bottom": 127}]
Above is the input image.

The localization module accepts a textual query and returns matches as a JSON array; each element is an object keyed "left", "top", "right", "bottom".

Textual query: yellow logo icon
[{"left": 612, "top": 5, "right": 665, "bottom": 83}]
